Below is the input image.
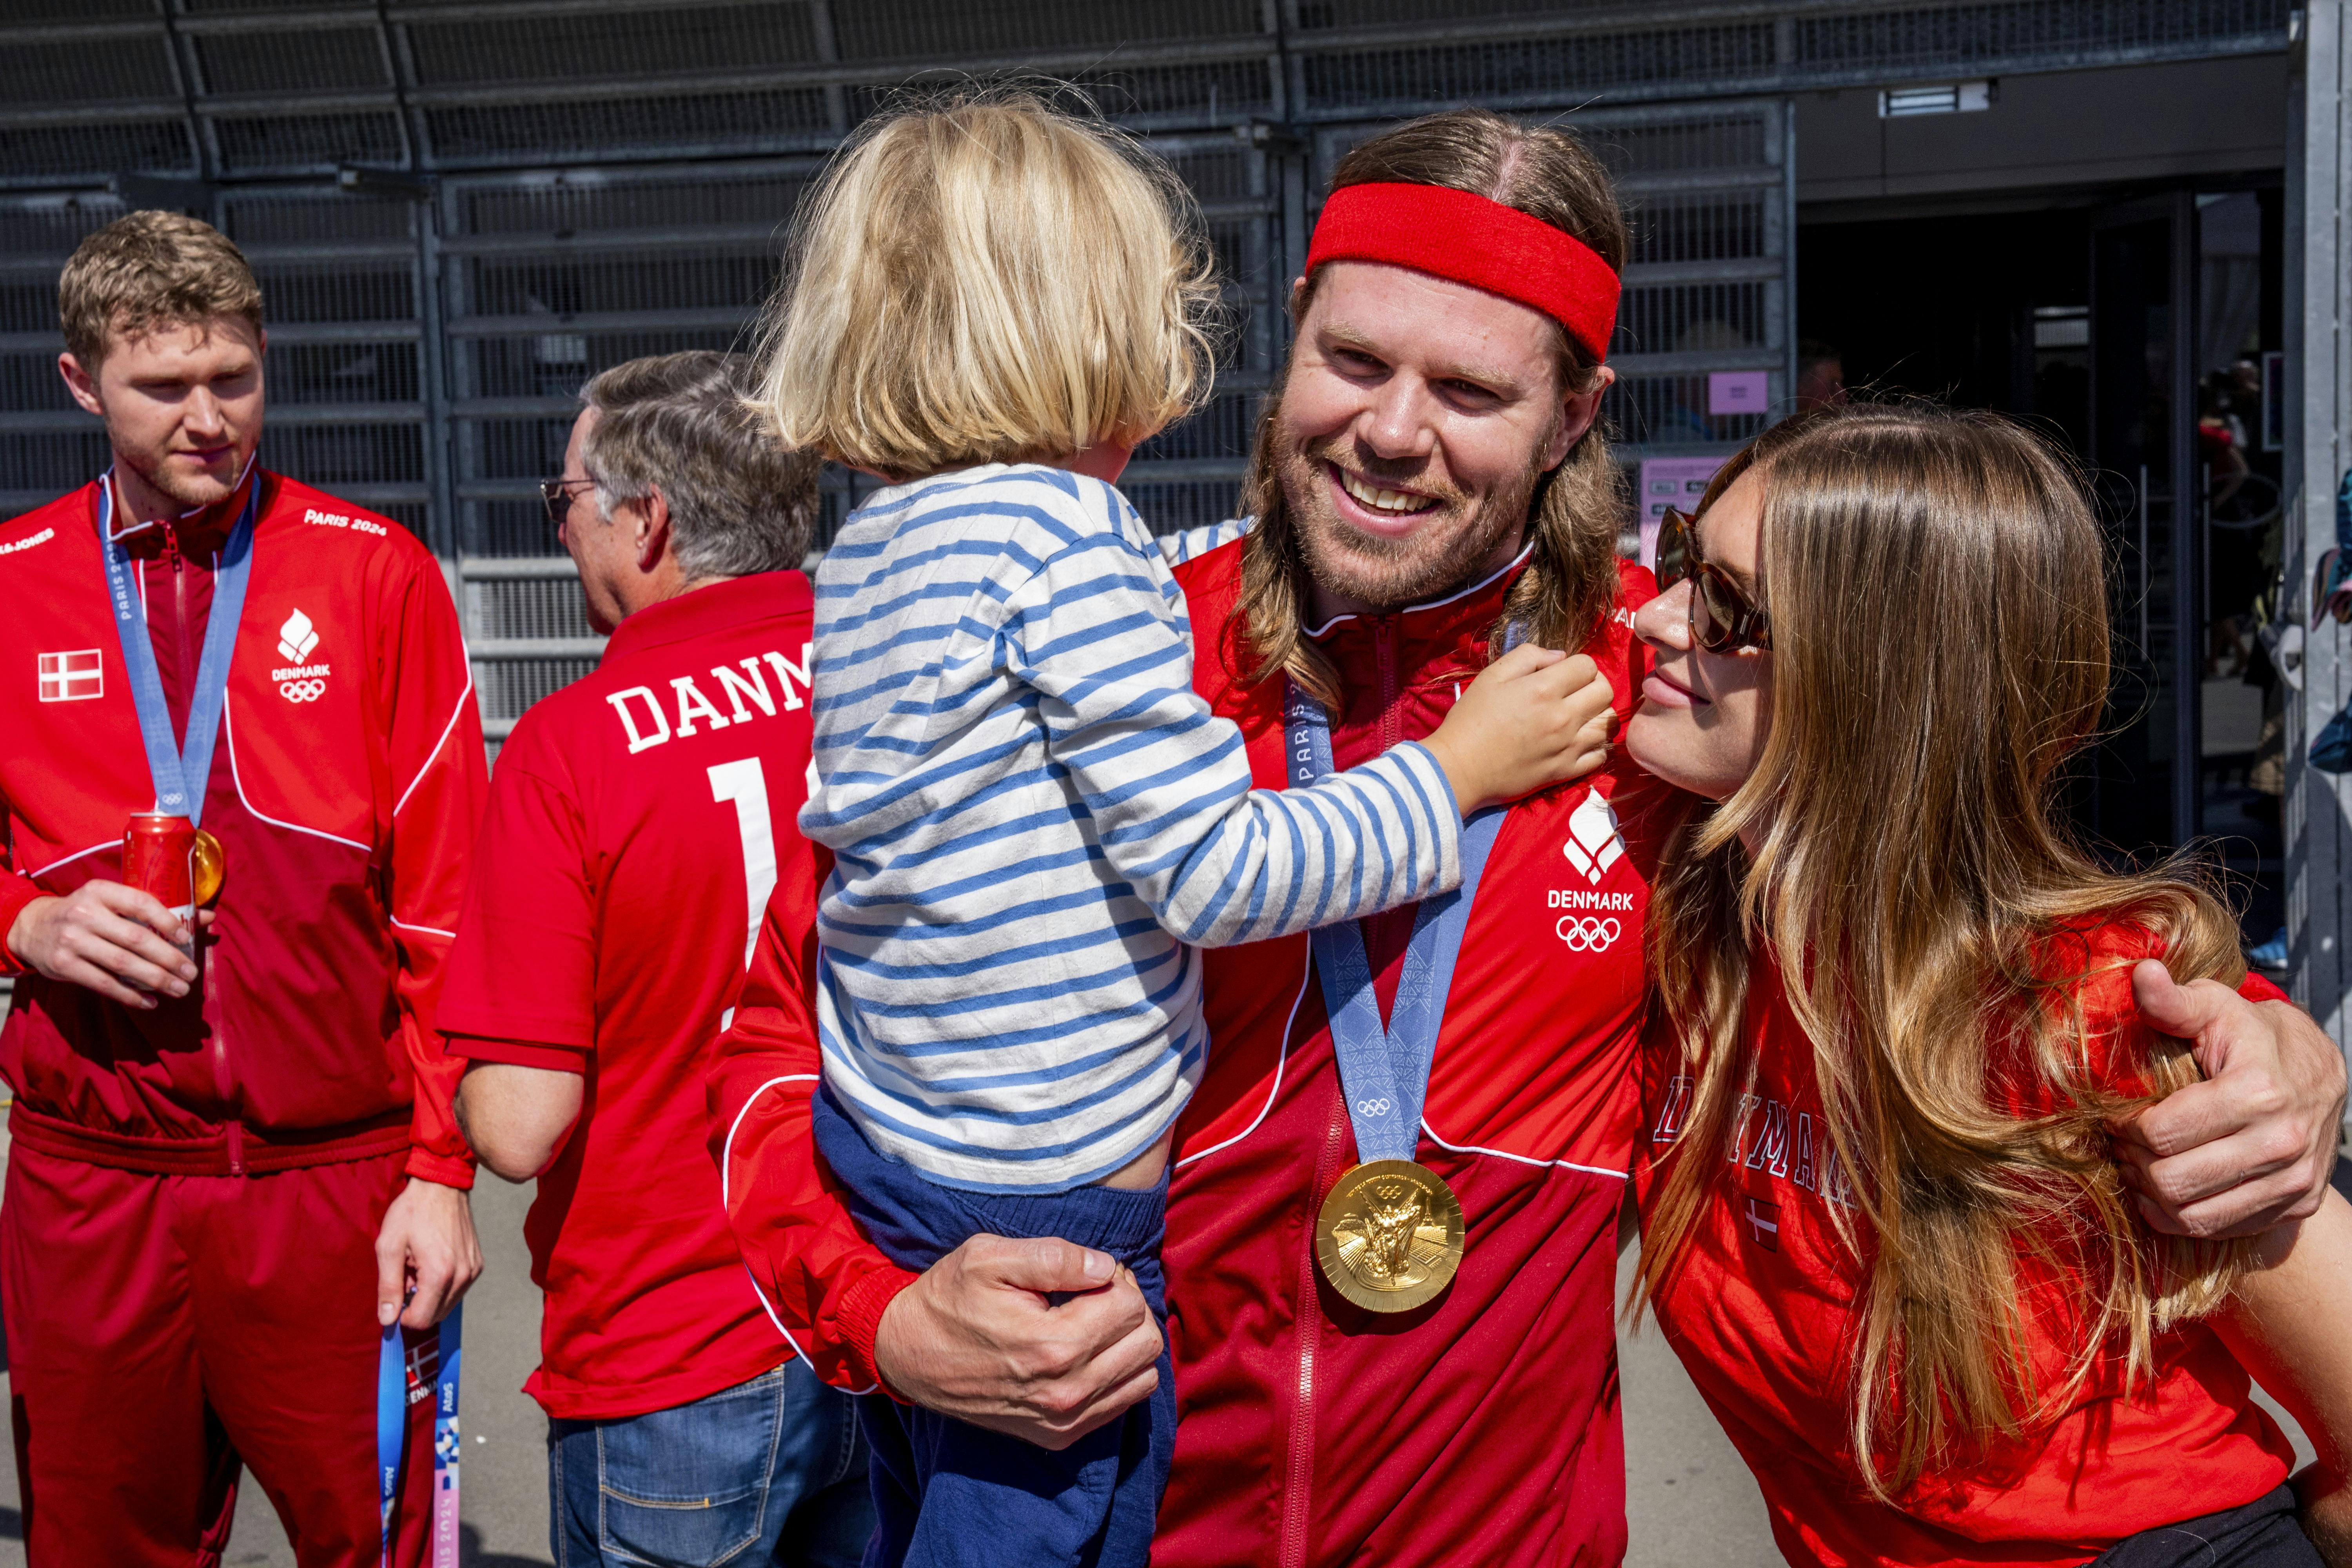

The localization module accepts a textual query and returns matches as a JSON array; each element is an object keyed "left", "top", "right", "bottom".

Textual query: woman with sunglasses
[{"left": 1624, "top": 400, "right": 2352, "bottom": 1567}]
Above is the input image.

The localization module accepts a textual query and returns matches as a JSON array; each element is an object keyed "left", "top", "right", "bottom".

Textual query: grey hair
[{"left": 580, "top": 350, "right": 820, "bottom": 579}]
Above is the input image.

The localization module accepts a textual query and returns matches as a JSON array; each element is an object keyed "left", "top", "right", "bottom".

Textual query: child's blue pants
[{"left": 811, "top": 1088, "right": 1174, "bottom": 1568}]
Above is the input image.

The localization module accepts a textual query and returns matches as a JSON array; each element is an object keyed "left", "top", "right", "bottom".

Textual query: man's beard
[
  {"left": 1272, "top": 425, "right": 1546, "bottom": 615},
  {"left": 114, "top": 432, "right": 243, "bottom": 514}
]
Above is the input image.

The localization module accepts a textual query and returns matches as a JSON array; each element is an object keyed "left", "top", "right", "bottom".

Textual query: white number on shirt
[{"left": 708, "top": 757, "right": 777, "bottom": 1029}]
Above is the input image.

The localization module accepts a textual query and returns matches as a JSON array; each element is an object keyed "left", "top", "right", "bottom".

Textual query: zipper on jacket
[
  {"left": 1280, "top": 1090, "right": 1352, "bottom": 1568},
  {"left": 1372, "top": 617, "right": 1401, "bottom": 755},
  {"left": 162, "top": 526, "right": 188, "bottom": 678}
]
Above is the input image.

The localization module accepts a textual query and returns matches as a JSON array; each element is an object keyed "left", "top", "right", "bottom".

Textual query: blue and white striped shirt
[{"left": 803, "top": 466, "right": 1462, "bottom": 1192}]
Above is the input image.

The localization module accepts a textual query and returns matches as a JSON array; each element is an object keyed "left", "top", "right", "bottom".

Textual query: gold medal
[
  {"left": 1314, "top": 1158, "right": 1465, "bottom": 1313},
  {"left": 191, "top": 829, "right": 224, "bottom": 905}
]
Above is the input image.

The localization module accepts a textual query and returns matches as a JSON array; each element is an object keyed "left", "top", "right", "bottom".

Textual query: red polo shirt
[{"left": 443, "top": 571, "right": 818, "bottom": 1419}]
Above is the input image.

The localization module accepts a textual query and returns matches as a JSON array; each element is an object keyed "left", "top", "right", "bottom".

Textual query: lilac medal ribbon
[
  {"left": 94, "top": 472, "right": 257, "bottom": 827},
  {"left": 1282, "top": 681, "right": 1504, "bottom": 1165}
]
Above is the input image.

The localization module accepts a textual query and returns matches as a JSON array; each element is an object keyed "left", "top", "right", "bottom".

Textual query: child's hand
[{"left": 1420, "top": 644, "right": 1616, "bottom": 814}]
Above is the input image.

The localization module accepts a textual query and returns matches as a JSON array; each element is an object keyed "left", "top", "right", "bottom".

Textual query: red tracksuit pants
[{"left": 0, "top": 1144, "right": 435, "bottom": 1568}]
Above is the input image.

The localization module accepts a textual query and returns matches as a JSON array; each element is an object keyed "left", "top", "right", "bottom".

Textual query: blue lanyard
[
  {"left": 96, "top": 474, "right": 258, "bottom": 827},
  {"left": 377, "top": 1307, "right": 465, "bottom": 1567},
  {"left": 432, "top": 1305, "right": 463, "bottom": 1567},
  {"left": 1284, "top": 682, "right": 1505, "bottom": 1165},
  {"left": 376, "top": 1323, "right": 405, "bottom": 1566}
]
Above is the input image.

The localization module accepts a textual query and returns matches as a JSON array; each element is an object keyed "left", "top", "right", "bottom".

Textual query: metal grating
[
  {"left": 832, "top": 0, "right": 1262, "bottom": 59},
  {"left": 1587, "top": 101, "right": 1790, "bottom": 455},
  {"left": 406, "top": 8, "right": 821, "bottom": 86},
  {"left": 194, "top": 28, "right": 391, "bottom": 96},
  {"left": 212, "top": 113, "right": 406, "bottom": 175},
  {"left": 0, "top": 122, "right": 193, "bottom": 183},
  {"left": 0, "top": 0, "right": 2290, "bottom": 748},
  {"left": 9, "top": 0, "right": 159, "bottom": 17},
  {"left": 1299, "top": 25, "right": 1780, "bottom": 113},
  {"left": 1793, "top": 0, "right": 2293, "bottom": 69},
  {"left": 183, "top": 0, "right": 373, "bottom": 10},
  {"left": 466, "top": 575, "right": 598, "bottom": 642},
  {"left": 0, "top": 40, "right": 178, "bottom": 105},
  {"left": 426, "top": 92, "right": 837, "bottom": 164}
]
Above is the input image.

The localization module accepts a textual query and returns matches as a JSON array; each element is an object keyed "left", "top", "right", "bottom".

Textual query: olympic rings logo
[
  {"left": 1355, "top": 1097, "right": 1393, "bottom": 1117},
  {"left": 279, "top": 678, "right": 326, "bottom": 703},
  {"left": 1555, "top": 915, "right": 1622, "bottom": 951}
]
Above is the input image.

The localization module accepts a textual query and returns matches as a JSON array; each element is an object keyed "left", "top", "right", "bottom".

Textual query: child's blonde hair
[{"left": 756, "top": 88, "right": 1223, "bottom": 479}]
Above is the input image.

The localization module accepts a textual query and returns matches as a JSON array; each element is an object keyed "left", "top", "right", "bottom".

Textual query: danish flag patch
[
  {"left": 37, "top": 650, "right": 102, "bottom": 702},
  {"left": 1742, "top": 1195, "right": 1782, "bottom": 1252}
]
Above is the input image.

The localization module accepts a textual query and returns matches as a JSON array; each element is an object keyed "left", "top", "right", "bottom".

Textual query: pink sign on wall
[
  {"left": 1636, "top": 457, "right": 1727, "bottom": 570},
  {"left": 1708, "top": 370, "right": 1770, "bottom": 416}
]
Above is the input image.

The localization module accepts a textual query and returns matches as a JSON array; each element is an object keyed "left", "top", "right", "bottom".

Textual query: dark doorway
[
  {"left": 2086, "top": 192, "right": 2198, "bottom": 853},
  {"left": 1798, "top": 187, "right": 2287, "bottom": 947},
  {"left": 1796, "top": 205, "right": 2094, "bottom": 447}
]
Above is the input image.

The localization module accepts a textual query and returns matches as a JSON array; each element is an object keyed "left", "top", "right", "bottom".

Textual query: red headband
[{"left": 1303, "top": 182, "right": 1621, "bottom": 364}]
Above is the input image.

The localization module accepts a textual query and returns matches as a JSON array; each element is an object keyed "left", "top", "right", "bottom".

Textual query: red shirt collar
[
  {"left": 601, "top": 571, "right": 814, "bottom": 662},
  {"left": 98, "top": 465, "right": 261, "bottom": 563},
  {"left": 1301, "top": 541, "right": 1529, "bottom": 681}
]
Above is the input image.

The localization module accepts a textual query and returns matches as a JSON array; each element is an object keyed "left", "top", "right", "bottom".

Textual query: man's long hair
[
  {"left": 1630, "top": 402, "right": 2253, "bottom": 1497},
  {"left": 1236, "top": 110, "right": 1630, "bottom": 705}
]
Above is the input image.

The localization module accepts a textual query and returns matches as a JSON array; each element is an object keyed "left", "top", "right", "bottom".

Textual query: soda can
[{"left": 122, "top": 813, "right": 223, "bottom": 963}]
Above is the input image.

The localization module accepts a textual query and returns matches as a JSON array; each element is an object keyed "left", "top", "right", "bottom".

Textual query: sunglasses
[
  {"left": 1655, "top": 505, "right": 1771, "bottom": 653},
  {"left": 541, "top": 476, "right": 596, "bottom": 527}
]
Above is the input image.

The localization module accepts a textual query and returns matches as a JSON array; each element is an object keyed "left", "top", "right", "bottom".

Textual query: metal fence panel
[{"left": 0, "top": 0, "right": 2293, "bottom": 757}]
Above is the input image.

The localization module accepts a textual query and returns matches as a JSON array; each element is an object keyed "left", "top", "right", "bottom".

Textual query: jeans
[
  {"left": 811, "top": 1089, "right": 1173, "bottom": 1568},
  {"left": 549, "top": 1359, "right": 873, "bottom": 1568}
]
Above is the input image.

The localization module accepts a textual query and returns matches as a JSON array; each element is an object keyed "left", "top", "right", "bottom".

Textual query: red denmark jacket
[
  {"left": 0, "top": 471, "right": 485, "bottom": 1185},
  {"left": 710, "top": 535, "right": 1684, "bottom": 1567}
]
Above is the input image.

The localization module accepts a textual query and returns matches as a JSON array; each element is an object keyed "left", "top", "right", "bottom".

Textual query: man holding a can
[{"left": 0, "top": 210, "right": 485, "bottom": 1565}]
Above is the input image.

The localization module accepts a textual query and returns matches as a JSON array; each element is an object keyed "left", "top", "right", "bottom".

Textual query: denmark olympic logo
[
  {"left": 1355, "top": 1096, "right": 1393, "bottom": 1117},
  {"left": 1555, "top": 915, "right": 1621, "bottom": 951},
  {"left": 279, "top": 678, "right": 327, "bottom": 703}
]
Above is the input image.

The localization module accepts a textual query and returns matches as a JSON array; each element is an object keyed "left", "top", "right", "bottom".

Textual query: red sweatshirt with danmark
[{"left": 0, "top": 470, "right": 484, "bottom": 1185}]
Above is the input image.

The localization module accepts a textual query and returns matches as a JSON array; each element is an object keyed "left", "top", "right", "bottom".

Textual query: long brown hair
[
  {"left": 1633, "top": 402, "right": 2252, "bottom": 1496},
  {"left": 1236, "top": 110, "right": 1630, "bottom": 704}
]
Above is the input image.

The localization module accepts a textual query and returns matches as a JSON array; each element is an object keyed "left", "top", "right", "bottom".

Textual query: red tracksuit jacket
[
  {"left": 711, "top": 535, "right": 1685, "bottom": 1566},
  {"left": 0, "top": 471, "right": 484, "bottom": 1185}
]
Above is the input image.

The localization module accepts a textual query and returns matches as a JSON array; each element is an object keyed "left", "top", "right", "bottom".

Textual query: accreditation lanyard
[
  {"left": 96, "top": 474, "right": 258, "bottom": 828},
  {"left": 1283, "top": 682, "right": 1505, "bottom": 1164},
  {"left": 376, "top": 1323, "right": 403, "bottom": 1565},
  {"left": 377, "top": 1308, "right": 464, "bottom": 1568},
  {"left": 432, "top": 1307, "right": 463, "bottom": 1568}
]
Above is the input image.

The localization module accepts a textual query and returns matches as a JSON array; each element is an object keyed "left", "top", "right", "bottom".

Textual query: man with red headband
[
  {"left": 711, "top": 111, "right": 2346, "bottom": 1565},
  {"left": 0, "top": 212, "right": 482, "bottom": 1564}
]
